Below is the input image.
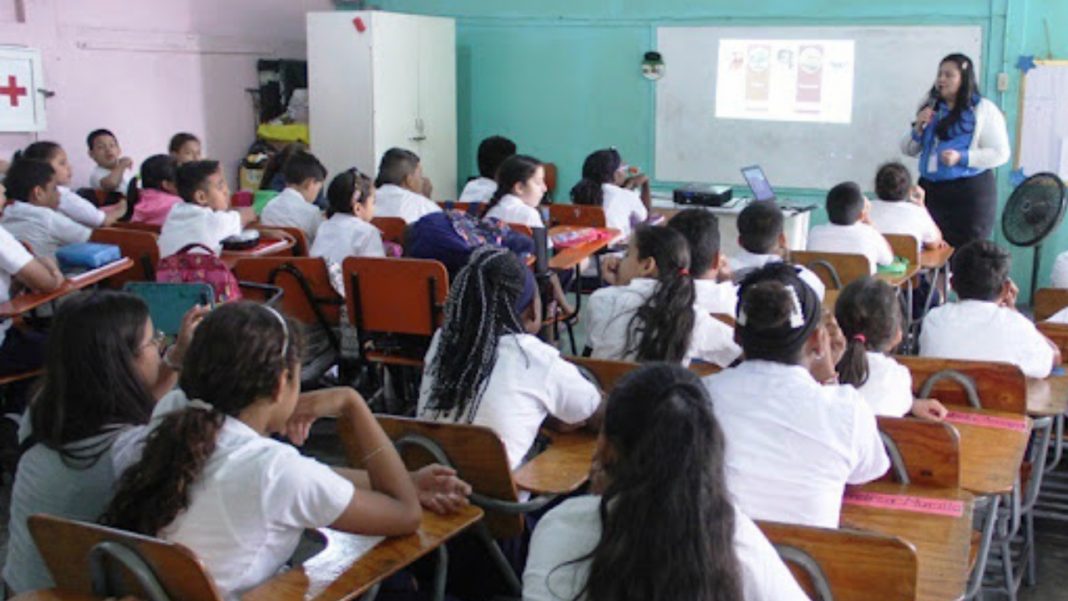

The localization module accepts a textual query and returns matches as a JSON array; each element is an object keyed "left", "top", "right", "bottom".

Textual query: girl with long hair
[
  {"left": 587, "top": 225, "right": 740, "bottom": 366},
  {"left": 310, "top": 167, "right": 385, "bottom": 294},
  {"left": 484, "top": 154, "right": 547, "bottom": 228},
  {"left": 570, "top": 148, "right": 649, "bottom": 240},
  {"left": 523, "top": 363, "right": 808, "bottom": 601},
  {"left": 418, "top": 246, "right": 600, "bottom": 469},
  {"left": 834, "top": 277, "right": 948, "bottom": 420}
]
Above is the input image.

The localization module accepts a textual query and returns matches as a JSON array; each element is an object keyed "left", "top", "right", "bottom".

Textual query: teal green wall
[{"left": 374, "top": 0, "right": 1068, "bottom": 298}]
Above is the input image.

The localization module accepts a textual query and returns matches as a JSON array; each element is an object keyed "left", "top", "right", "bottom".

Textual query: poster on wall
[{"left": 0, "top": 48, "right": 46, "bottom": 132}]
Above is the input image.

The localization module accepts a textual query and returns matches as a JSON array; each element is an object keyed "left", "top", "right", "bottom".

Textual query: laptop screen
[{"left": 741, "top": 165, "right": 776, "bottom": 202}]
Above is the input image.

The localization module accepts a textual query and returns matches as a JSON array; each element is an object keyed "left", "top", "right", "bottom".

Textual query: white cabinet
[{"left": 307, "top": 11, "right": 457, "bottom": 199}]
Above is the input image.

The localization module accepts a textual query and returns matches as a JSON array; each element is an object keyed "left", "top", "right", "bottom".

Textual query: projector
[{"left": 673, "top": 183, "right": 732, "bottom": 207}]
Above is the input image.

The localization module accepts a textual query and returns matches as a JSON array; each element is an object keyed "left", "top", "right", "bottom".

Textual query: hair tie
[
  {"left": 187, "top": 398, "right": 214, "bottom": 412},
  {"left": 678, "top": 267, "right": 690, "bottom": 276},
  {"left": 852, "top": 334, "right": 867, "bottom": 345}
]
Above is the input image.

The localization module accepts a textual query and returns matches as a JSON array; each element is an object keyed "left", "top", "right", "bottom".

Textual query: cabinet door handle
[{"left": 409, "top": 135, "right": 427, "bottom": 141}]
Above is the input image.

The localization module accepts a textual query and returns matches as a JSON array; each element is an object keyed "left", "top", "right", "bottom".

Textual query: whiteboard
[
  {"left": 655, "top": 26, "right": 983, "bottom": 190},
  {"left": 1016, "top": 61, "right": 1068, "bottom": 179}
]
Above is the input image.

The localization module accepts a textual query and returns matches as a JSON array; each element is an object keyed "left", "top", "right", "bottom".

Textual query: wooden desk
[
  {"left": 243, "top": 505, "right": 483, "bottom": 601},
  {"left": 1026, "top": 376, "right": 1068, "bottom": 417},
  {"left": 823, "top": 288, "right": 839, "bottom": 311},
  {"left": 944, "top": 406, "right": 1032, "bottom": 495},
  {"left": 221, "top": 233, "right": 295, "bottom": 269},
  {"left": 513, "top": 429, "right": 596, "bottom": 495},
  {"left": 0, "top": 258, "right": 134, "bottom": 318},
  {"left": 840, "top": 482, "right": 973, "bottom": 601},
  {"left": 920, "top": 245, "right": 953, "bottom": 270},
  {"left": 547, "top": 226, "right": 620, "bottom": 271}
]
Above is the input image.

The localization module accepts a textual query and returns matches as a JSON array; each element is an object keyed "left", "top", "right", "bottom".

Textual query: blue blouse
[{"left": 911, "top": 95, "right": 985, "bottom": 182}]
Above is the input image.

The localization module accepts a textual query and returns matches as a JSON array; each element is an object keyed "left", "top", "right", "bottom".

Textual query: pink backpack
[{"left": 156, "top": 243, "right": 242, "bottom": 303}]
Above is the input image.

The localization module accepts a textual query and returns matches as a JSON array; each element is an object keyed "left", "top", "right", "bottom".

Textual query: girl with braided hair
[{"left": 418, "top": 246, "right": 601, "bottom": 469}]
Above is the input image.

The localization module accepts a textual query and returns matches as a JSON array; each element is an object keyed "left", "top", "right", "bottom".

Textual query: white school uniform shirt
[
  {"left": 728, "top": 250, "right": 827, "bottom": 301},
  {"left": 157, "top": 202, "right": 243, "bottom": 257},
  {"left": 919, "top": 300, "right": 1054, "bottom": 378},
  {"left": 0, "top": 201, "right": 91, "bottom": 258},
  {"left": 868, "top": 199, "right": 941, "bottom": 248},
  {"left": 523, "top": 495, "right": 809, "bottom": 601},
  {"left": 856, "top": 352, "right": 914, "bottom": 418},
  {"left": 1048, "top": 306, "right": 1068, "bottom": 325},
  {"left": 586, "top": 278, "right": 742, "bottom": 367},
  {"left": 601, "top": 183, "right": 647, "bottom": 240},
  {"left": 806, "top": 222, "right": 894, "bottom": 274},
  {"left": 459, "top": 177, "right": 497, "bottom": 203},
  {"left": 484, "top": 194, "right": 544, "bottom": 229},
  {"left": 260, "top": 188, "right": 325, "bottom": 244},
  {"left": 374, "top": 184, "right": 441, "bottom": 224},
  {"left": 694, "top": 278, "right": 740, "bottom": 315},
  {"left": 703, "top": 360, "right": 890, "bottom": 528},
  {"left": 1050, "top": 251, "right": 1068, "bottom": 289},
  {"left": 57, "top": 186, "right": 106, "bottom": 228},
  {"left": 0, "top": 225, "right": 34, "bottom": 347},
  {"left": 310, "top": 213, "right": 385, "bottom": 267},
  {"left": 161, "top": 416, "right": 354, "bottom": 600},
  {"left": 88, "top": 165, "right": 134, "bottom": 193},
  {"left": 417, "top": 332, "right": 600, "bottom": 470}
]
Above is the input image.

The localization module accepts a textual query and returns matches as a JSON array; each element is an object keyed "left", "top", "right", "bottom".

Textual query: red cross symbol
[{"left": 0, "top": 75, "right": 28, "bottom": 107}]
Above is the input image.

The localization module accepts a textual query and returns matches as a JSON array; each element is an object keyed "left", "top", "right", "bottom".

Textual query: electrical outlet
[{"left": 997, "top": 72, "right": 1010, "bottom": 92}]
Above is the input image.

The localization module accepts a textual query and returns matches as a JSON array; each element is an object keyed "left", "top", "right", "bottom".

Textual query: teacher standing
[{"left": 901, "top": 53, "right": 1010, "bottom": 248}]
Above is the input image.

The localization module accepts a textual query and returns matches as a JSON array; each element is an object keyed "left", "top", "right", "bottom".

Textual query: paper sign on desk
[
  {"left": 944, "top": 411, "right": 1028, "bottom": 433},
  {"left": 843, "top": 490, "right": 965, "bottom": 517}
]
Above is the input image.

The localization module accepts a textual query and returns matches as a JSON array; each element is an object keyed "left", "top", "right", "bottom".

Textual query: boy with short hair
[
  {"left": 869, "top": 161, "right": 944, "bottom": 251},
  {"left": 730, "top": 201, "right": 826, "bottom": 300},
  {"left": 87, "top": 129, "right": 134, "bottom": 193},
  {"left": 667, "top": 208, "right": 738, "bottom": 314},
  {"left": 157, "top": 160, "right": 256, "bottom": 258},
  {"left": 807, "top": 181, "right": 894, "bottom": 274},
  {"left": 260, "top": 149, "right": 327, "bottom": 243},
  {"left": 1, "top": 159, "right": 91, "bottom": 257},
  {"left": 459, "top": 135, "right": 517, "bottom": 203},
  {"left": 374, "top": 147, "right": 441, "bottom": 224},
  {"left": 920, "top": 240, "right": 1059, "bottom": 378}
]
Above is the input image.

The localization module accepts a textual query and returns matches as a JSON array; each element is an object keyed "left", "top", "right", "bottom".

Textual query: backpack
[
  {"left": 156, "top": 243, "right": 242, "bottom": 303},
  {"left": 405, "top": 209, "right": 534, "bottom": 276}
]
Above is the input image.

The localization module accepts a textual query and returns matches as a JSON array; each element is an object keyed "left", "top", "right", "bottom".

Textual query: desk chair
[
  {"left": 89, "top": 228, "right": 160, "bottom": 289},
  {"left": 371, "top": 217, "right": 407, "bottom": 247},
  {"left": 111, "top": 221, "right": 162, "bottom": 234},
  {"left": 877, "top": 416, "right": 962, "bottom": 490},
  {"left": 543, "top": 163, "right": 558, "bottom": 202},
  {"left": 788, "top": 250, "right": 870, "bottom": 290},
  {"left": 565, "top": 356, "right": 721, "bottom": 393}
]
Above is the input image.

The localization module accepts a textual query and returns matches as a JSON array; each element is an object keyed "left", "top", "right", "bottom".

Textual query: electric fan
[{"left": 1001, "top": 172, "right": 1068, "bottom": 301}]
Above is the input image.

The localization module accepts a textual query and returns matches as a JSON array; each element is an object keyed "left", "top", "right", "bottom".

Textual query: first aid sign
[{"left": 0, "top": 48, "right": 45, "bottom": 132}]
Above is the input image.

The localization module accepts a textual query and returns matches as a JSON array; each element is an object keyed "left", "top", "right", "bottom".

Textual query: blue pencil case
[{"left": 56, "top": 242, "right": 122, "bottom": 270}]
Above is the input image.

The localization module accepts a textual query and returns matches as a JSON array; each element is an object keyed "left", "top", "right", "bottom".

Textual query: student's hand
[
  {"left": 170, "top": 304, "right": 210, "bottom": 364},
  {"left": 715, "top": 255, "right": 733, "bottom": 283},
  {"left": 940, "top": 149, "right": 962, "bottom": 167},
  {"left": 998, "top": 278, "right": 1019, "bottom": 309},
  {"left": 237, "top": 206, "right": 258, "bottom": 227},
  {"left": 117, "top": 157, "right": 134, "bottom": 171},
  {"left": 411, "top": 465, "right": 471, "bottom": 515},
  {"left": 914, "top": 107, "right": 934, "bottom": 133},
  {"left": 908, "top": 185, "right": 926, "bottom": 206},
  {"left": 823, "top": 309, "right": 847, "bottom": 366},
  {"left": 283, "top": 388, "right": 364, "bottom": 444},
  {"left": 623, "top": 174, "right": 648, "bottom": 190},
  {"left": 1047, "top": 337, "right": 1063, "bottom": 367},
  {"left": 911, "top": 398, "right": 949, "bottom": 421},
  {"left": 421, "top": 176, "right": 434, "bottom": 199},
  {"left": 39, "top": 256, "right": 62, "bottom": 280},
  {"left": 602, "top": 255, "right": 621, "bottom": 285}
]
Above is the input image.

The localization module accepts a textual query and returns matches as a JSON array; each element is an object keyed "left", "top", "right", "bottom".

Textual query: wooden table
[
  {"left": 242, "top": 505, "right": 484, "bottom": 601},
  {"left": 547, "top": 226, "right": 620, "bottom": 271},
  {"left": 921, "top": 245, "right": 954, "bottom": 270},
  {"left": 945, "top": 406, "right": 1033, "bottom": 495},
  {"left": 0, "top": 258, "right": 134, "bottom": 318},
  {"left": 513, "top": 430, "right": 597, "bottom": 495},
  {"left": 221, "top": 233, "right": 295, "bottom": 268},
  {"left": 840, "top": 481, "right": 973, "bottom": 601},
  {"left": 1026, "top": 376, "right": 1068, "bottom": 417}
]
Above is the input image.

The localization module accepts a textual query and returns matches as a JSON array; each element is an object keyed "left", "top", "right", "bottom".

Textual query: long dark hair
[
  {"left": 326, "top": 168, "right": 374, "bottom": 218},
  {"left": 20, "top": 141, "right": 63, "bottom": 163},
  {"left": 260, "top": 142, "right": 306, "bottom": 191},
  {"left": 570, "top": 148, "right": 621, "bottom": 207},
  {"left": 487, "top": 154, "right": 542, "bottom": 213},
  {"left": 29, "top": 291, "right": 155, "bottom": 467},
  {"left": 568, "top": 363, "right": 743, "bottom": 601},
  {"left": 624, "top": 226, "right": 696, "bottom": 362},
  {"left": 930, "top": 53, "right": 979, "bottom": 140},
  {"left": 423, "top": 247, "right": 526, "bottom": 421},
  {"left": 100, "top": 302, "right": 304, "bottom": 535},
  {"left": 834, "top": 277, "right": 902, "bottom": 387}
]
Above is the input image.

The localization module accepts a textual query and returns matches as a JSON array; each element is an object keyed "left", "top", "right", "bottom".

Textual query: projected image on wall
[{"left": 715, "top": 39, "right": 855, "bottom": 124}]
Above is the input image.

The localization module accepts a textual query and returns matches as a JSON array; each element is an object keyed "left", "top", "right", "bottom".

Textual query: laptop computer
[{"left": 740, "top": 164, "right": 777, "bottom": 202}]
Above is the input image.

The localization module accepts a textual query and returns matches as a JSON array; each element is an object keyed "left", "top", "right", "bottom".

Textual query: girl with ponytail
[
  {"left": 523, "top": 363, "right": 808, "bottom": 601},
  {"left": 418, "top": 246, "right": 601, "bottom": 469},
  {"left": 587, "top": 225, "right": 740, "bottom": 366},
  {"left": 101, "top": 302, "right": 423, "bottom": 599},
  {"left": 484, "top": 154, "right": 547, "bottom": 228},
  {"left": 570, "top": 148, "right": 650, "bottom": 240},
  {"left": 834, "top": 276, "right": 947, "bottom": 420}
]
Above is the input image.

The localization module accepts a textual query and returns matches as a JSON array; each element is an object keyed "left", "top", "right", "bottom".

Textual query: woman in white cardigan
[{"left": 901, "top": 53, "right": 1010, "bottom": 248}]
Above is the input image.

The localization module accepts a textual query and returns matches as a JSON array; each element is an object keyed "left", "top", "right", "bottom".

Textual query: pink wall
[{"left": 0, "top": 0, "right": 333, "bottom": 188}]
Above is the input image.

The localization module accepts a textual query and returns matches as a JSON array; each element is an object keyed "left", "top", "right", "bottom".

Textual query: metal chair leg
[{"left": 966, "top": 495, "right": 1001, "bottom": 599}]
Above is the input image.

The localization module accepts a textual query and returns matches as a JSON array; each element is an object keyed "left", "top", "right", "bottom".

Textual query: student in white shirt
[
  {"left": 158, "top": 160, "right": 257, "bottom": 258},
  {"left": 459, "top": 135, "right": 516, "bottom": 203},
  {"left": 168, "top": 132, "right": 202, "bottom": 166},
  {"left": 667, "top": 208, "right": 739, "bottom": 315},
  {"left": 570, "top": 148, "right": 649, "bottom": 240},
  {"left": 21, "top": 141, "right": 124, "bottom": 228},
  {"left": 260, "top": 149, "right": 326, "bottom": 244},
  {"left": 920, "top": 240, "right": 1060, "bottom": 378},
  {"left": 524, "top": 363, "right": 808, "bottom": 601},
  {"left": 807, "top": 181, "right": 894, "bottom": 273},
  {"left": 869, "top": 161, "right": 945, "bottom": 251},
  {"left": 729, "top": 201, "right": 826, "bottom": 301},
  {"left": 1049, "top": 250, "right": 1068, "bottom": 289},
  {"left": 310, "top": 168, "right": 385, "bottom": 294},
  {"left": 101, "top": 303, "right": 425, "bottom": 599},
  {"left": 834, "top": 277, "right": 948, "bottom": 419},
  {"left": 86, "top": 128, "right": 134, "bottom": 193},
  {"left": 589, "top": 226, "right": 741, "bottom": 367},
  {"left": 702, "top": 263, "right": 890, "bottom": 528},
  {"left": 483, "top": 154, "right": 547, "bottom": 228},
  {"left": 373, "top": 147, "right": 441, "bottom": 224},
  {"left": 419, "top": 247, "right": 600, "bottom": 469},
  {"left": 1, "top": 158, "right": 91, "bottom": 257}
]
